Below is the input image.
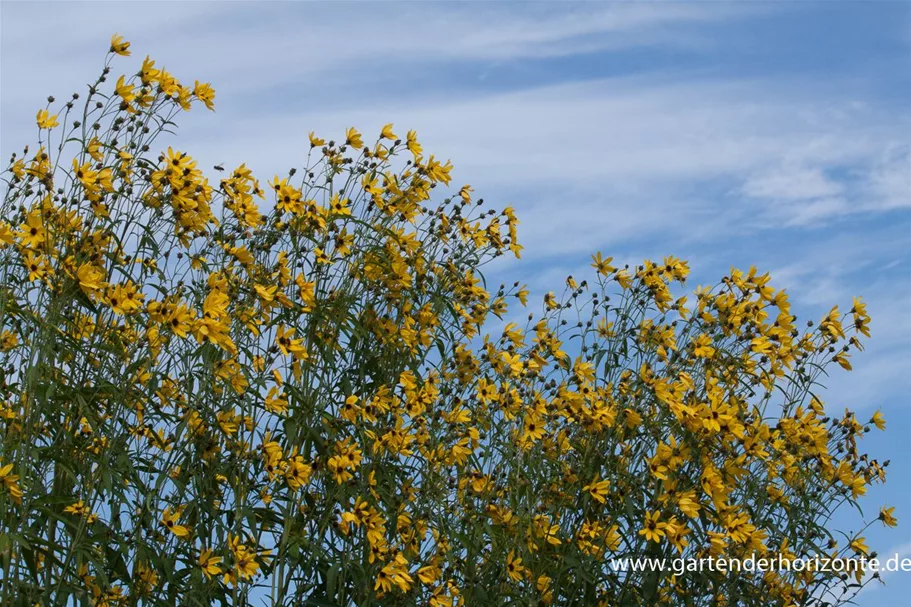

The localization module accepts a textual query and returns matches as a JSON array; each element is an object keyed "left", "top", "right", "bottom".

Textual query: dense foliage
[{"left": 0, "top": 36, "right": 895, "bottom": 607}]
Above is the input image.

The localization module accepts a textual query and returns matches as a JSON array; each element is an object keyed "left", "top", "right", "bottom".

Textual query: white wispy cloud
[
  {"left": 743, "top": 164, "right": 844, "bottom": 200},
  {"left": 868, "top": 144, "right": 911, "bottom": 211},
  {"left": 0, "top": 2, "right": 740, "bottom": 110}
]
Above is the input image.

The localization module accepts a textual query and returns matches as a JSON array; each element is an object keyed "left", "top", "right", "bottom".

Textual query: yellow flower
[
  {"left": 284, "top": 459, "right": 312, "bottom": 490},
  {"left": 0, "top": 463, "right": 23, "bottom": 505},
  {"left": 417, "top": 562, "right": 441, "bottom": 585},
  {"left": 198, "top": 549, "right": 223, "bottom": 579},
  {"left": 161, "top": 506, "right": 189, "bottom": 539},
  {"left": 309, "top": 131, "right": 325, "bottom": 147},
  {"left": 0, "top": 331, "right": 18, "bottom": 351},
  {"left": 110, "top": 33, "right": 131, "bottom": 56},
  {"left": 77, "top": 263, "right": 105, "bottom": 294},
  {"left": 17, "top": 211, "right": 45, "bottom": 249},
  {"left": 677, "top": 491, "right": 701, "bottom": 518},
  {"left": 104, "top": 281, "right": 144, "bottom": 315},
  {"left": 850, "top": 536, "right": 869, "bottom": 555},
  {"left": 231, "top": 554, "right": 260, "bottom": 581},
  {"left": 833, "top": 351, "right": 852, "bottom": 371},
  {"left": 36, "top": 109, "right": 59, "bottom": 129},
  {"left": 871, "top": 410, "right": 886, "bottom": 431},
  {"left": 692, "top": 334, "right": 715, "bottom": 358},
  {"left": 879, "top": 506, "right": 898, "bottom": 527},
  {"left": 459, "top": 184, "right": 474, "bottom": 204},
  {"left": 23, "top": 251, "right": 50, "bottom": 282},
  {"left": 254, "top": 284, "right": 278, "bottom": 303},
  {"left": 406, "top": 130, "right": 422, "bottom": 156},
  {"left": 345, "top": 127, "right": 363, "bottom": 149},
  {"left": 140, "top": 55, "right": 159, "bottom": 85},
  {"left": 264, "top": 387, "right": 288, "bottom": 415},
  {"left": 87, "top": 137, "right": 104, "bottom": 161},
  {"left": 516, "top": 286, "right": 529, "bottom": 306},
  {"left": 275, "top": 326, "right": 308, "bottom": 360},
  {"left": 380, "top": 123, "right": 397, "bottom": 140},
  {"left": 64, "top": 500, "right": 96, "bottom": 523},
  {"left": 166, "top": 305, "right": 192, "bottom": 338},
  {"left": 229, "top": 538, "right": 261, "bottom": 581},
  {"left": 115, "top": 75, "right": 136, "bottom": 105},
  {"left": 375, "top": 553, "right": 413, "bottom": 594},
  {"left": 615, "top": 269, "right": 633, "bottom": 289},
  {"left": 72, "top": 158, "right": 98, "bottom": 189},
  {"left": 583, "top": 476, "right": 610, "bottom": 504},
  {"left": 328, "top": 194, "right": 351, "bottom": 216},
  {"left": 193, "top": 81, "right": 216, "bottom": 111},
  {"left": 639, "top": 511, "right": 668, "bottom": 543},
  {"left": 505, "top": 550, "right": 525, "bottom": 582},
  {"left": 591, "top": 252, "right": 616, "bottom": 276}
]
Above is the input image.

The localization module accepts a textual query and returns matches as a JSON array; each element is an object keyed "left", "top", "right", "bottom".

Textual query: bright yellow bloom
[
  {"left": 375, "top": 552, "right": 413, "bottom": 594},
  {"left": 0, "top": 463, "right": 22, "bottom": 504},
  {"left": 36, "top": 109, "right": 59, "bottom": 129},
  {"left": 677, "top": 491, "right": 701, "bottom": 518},
  {"left": 87, "top": 137, "right": 103, "bottom": 161},
  {"left": 0, "top": 331, "right": 18, "bottom": 351},
  {"left": 591, "top": 252, "right": 616, "bottom": 276},
  {"left": 17, "top": 211, "right": 45, "bottom": 249},
  {"left": 198, "top": 549, "right": 223, "bottom": 579},
  {"left": 140, "top": 55, "right": 159, "bottom": 85},
  {"left": 161, "top": 506, "right": 189, "bottom": 539},
  {"left": 193, "top": 81, "right": 216, "bottom": 111},
  {"left": 380, "top": 123, "right": 397, "bottom": 140},
  {"left": 406, "top": 130, "right": 422, "bottom": 156},
  {"left": 104, "top": 281, "right": 144, "bottom": 315},
  {"left": 264, "top": 387, "right": 288, "bottom": 415},
  {"left": 879, "top": 506, "right": 898, "bottom": 527},
  {"left": 692, "top": 334, "right": 715, "bottom": 358},
  {"left": 328, "top": 194, "right": 351, "bottom": 216},
  {"left": 22, "top": 251, "right": 51, "bottom": 282},
  {"left": 852, "top": 296, "right": 871, "bottom": 337},
  {"left": 110, "top": 33, "right": 131, "bottom": 56},
  {"left": 275, "top": 325, "right": 308, "bottom": 360},
  {"left": 850, "top": 536, "right": 869, "bottom": 555},
  {"left": 345, "top": 127, "right": 363, "bottom": 149},
  {"left": 309, "top": 131, "right": 325, "bottom": 147},
  {"left": 583, "top": 476, "right": 610, "bottom": 504},
  {"left": 64, "top": 500, "right": 97, "bottom": 523},
  {"left": 833, "top": 351, "right": 852, "bottom": 371},
  {"left": 505, "top": 550, "right": 525, "bottom": 582},
  {"left": 639, "top": 511, "right": 668, "bottom": 543},
  {"left": 284, "top": 458, "right": 312, "bottom": 490},
  {"left": 233, "top": 553, "right": 260, "bottom": 581},
  {"left": 871, "top": 410, "right": 886, "bottom": 430}
]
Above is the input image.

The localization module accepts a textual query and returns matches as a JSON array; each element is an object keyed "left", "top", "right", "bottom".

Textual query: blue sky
[{"left": 1, "top": 1, "right": 909, "bottom": 604}]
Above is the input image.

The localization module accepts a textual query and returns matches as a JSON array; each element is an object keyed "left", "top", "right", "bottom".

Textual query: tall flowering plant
[{"left": 0, "top": 36, "right": 894, "bottom": 607}]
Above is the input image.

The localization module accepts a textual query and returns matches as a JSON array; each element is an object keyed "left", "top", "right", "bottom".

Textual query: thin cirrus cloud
[
  {"left": 743, "top": 164, "right": 845, "bottom": 201},
  {"left": 869, "top": 144, "right": 911, "bottom": 211},
  {"left": 0, "top": 1, "right": 742, "bottom": 101}
]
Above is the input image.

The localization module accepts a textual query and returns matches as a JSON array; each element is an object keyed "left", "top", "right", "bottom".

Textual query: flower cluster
[{"left": 0, "top": 36, "right": 893, "bottom": 607}]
